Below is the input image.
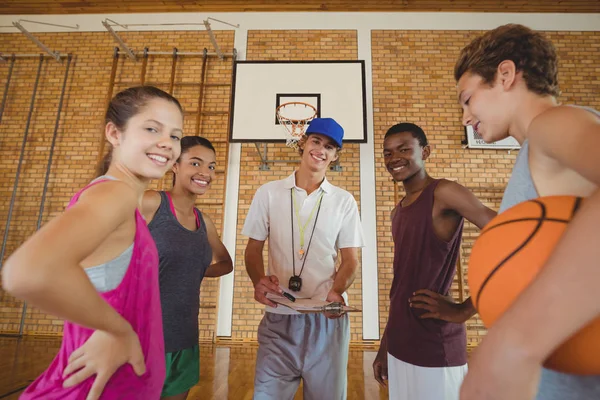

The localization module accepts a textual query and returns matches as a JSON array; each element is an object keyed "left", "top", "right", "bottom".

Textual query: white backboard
[{"left": 229, "top": 61, "right": 367, "bottom": 143}]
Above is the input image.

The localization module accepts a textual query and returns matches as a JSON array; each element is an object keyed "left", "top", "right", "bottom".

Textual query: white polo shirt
[{"left": 242, "top": 172, "right": 365, "bottom": 314}]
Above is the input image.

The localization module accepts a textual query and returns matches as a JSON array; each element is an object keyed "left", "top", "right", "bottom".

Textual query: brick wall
[
  {"left": 1, "top": 27, "right": 598, "bottom": 347},
  {"left": 371, "top": 30, "right": 600, "bottom": 347},
  {"left": 0, "top": 30, "right": 235, "bottom": 338}
]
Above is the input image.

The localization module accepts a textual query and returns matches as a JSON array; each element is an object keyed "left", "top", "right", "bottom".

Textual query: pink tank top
[{"left": 20, "top": 180, "right": 166, "bottom": 399}]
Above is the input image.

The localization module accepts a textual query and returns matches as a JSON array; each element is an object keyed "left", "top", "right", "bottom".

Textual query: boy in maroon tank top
[{"left": 373, "top": 123, "right": 496, "bottom": 400}]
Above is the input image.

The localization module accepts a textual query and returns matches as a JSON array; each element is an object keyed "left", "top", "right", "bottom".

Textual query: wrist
[
  {"left": 108, "top": 317, "right": 133, "bottom": 337},
  {"left": 376, "top": 346, "right": 387, "bottom": 360},
  {"left": 486, "top": 319, "right": 544, "bottom": 365},
  {"left": 251, "top": 272, "right": 265, "bottom": 288},
  {"left": 328, "top": 289, "right": 344, "bottom": 299},
  {"left": 459, "top": 300, "right": 476, "bottom": 320},
  {"left": 378, "top": 337, "right": 387, "bottom": 355},
  {"left": 330, "top": 284, "right": 346, "bottom": 295}
]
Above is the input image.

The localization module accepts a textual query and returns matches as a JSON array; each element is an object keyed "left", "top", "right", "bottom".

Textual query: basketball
[{"left": 468, "top": 196, "right": 600, "bottom": 375}]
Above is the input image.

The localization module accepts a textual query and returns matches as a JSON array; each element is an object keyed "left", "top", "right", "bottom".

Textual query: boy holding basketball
[
  {"left": 373, "top": 122, "right": 496, "bottom": 400},
  {"left": 455, "top": 24, "right": 600, "bottom": 400}
]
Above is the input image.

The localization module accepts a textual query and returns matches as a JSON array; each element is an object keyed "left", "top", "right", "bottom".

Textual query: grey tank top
[
  {"left": 148, "top": 191, "right": 212, "bottom": 353},
  {"left": 84, "top": 176, "right": 133, "bottom": 292},
  {"left": 499, "top": 106, "right": 600, "bottom": 400}
]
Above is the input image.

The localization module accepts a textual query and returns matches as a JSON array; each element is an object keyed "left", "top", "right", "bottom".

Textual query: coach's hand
[
  {"left": 409, "top": 289, "right": 473, "bottom": 323},
  {"left": 323, "top": 290, "right": 346, "bottom": 319},
  {"left": 254, "top": 275, "right": 283, "bottom": 307}
]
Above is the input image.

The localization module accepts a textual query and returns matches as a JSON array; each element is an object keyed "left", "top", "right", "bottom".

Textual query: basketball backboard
[{"left": 229, "top": 60, "right": 367, "bottom": 143}]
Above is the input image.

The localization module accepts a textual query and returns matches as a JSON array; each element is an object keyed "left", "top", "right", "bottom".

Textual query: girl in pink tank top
[
  {"left": 2, "top": 86, "right": 184, "bottom": 400},
  {"left": 20, "top": 179, "right": 164, "bottom": 399}
]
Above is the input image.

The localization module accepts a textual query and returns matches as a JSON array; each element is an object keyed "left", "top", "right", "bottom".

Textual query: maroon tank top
[{"left": 387, "top": 179, "right": 467, "bottom": 367}]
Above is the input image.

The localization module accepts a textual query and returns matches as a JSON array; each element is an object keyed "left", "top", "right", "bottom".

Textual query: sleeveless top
[
  {"left": 499, "top": 106, "right": 600, "bottom": 400},
  {"left": 387, "top": 179, "right": 467, "bottom": 367},
  {"left": 20, "top": 179, "right": 166, "bottom": 399},
  {"left": 499, "top": 140, "right": 538, "bottom": 212},
  {"left": 148, "top": 191, "right": 212, "bottom": 353},
  {"left": 84, "top": 176, "right": 132, "bottom": 293},
  {"left": 85, "top": 244, "right": 132, "bottom": 292}
]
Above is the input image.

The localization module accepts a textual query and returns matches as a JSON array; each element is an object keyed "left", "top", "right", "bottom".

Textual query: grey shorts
[{"left": 253, "top": 312, "right": 350, "bottom": 400}]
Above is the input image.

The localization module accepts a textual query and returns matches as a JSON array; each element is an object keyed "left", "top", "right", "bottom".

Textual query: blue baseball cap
[{"left": 305, "top": 118, "right": 344, "bottom": 148}]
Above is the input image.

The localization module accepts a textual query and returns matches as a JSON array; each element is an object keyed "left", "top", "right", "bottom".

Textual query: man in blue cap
[{"left": 243, "top": 117, "right": 364, "bottom": 399}]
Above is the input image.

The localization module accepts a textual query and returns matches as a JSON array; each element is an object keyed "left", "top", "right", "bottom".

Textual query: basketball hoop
[{"left": 276, "top": 102, "right": 318, "bottom": 149}]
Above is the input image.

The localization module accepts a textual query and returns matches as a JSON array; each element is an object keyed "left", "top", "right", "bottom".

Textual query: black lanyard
[{"left": 290, "top": 188, "right": 324, "bottom": 284}]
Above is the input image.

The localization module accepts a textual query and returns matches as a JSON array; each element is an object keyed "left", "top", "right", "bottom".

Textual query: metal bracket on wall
[
  {"left": 18, "top": 19, "right": 79, "bottom": 30},
  {"left": 12, "top": 21, "right": 63, "bottom": 62},
  {"left": 203, "top": 20, "right": 222, "bottom": 60},
  {"left": 116, "top": 49, "right": 235, "bottom": 58},
  {"left": 330, "top": 159, "right": 343, "bottom": 172},
  {"left": 254, "top": 143, "right": 301, "bottom": 171},
  {"left": 102, "top": 19, "right": 136, "bottom": 60},
  {"left": 203, "top": 17, "right": 240, "bottom": 60}
]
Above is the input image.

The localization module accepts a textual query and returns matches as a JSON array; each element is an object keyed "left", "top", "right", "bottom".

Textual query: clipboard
[{"left": 267, "top": 293, "right": 361, "bottom": 314}]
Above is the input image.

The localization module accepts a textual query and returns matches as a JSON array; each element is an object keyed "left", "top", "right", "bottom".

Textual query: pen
[{"left": 282, "top": 291, "right": 296, "bottom": 302}]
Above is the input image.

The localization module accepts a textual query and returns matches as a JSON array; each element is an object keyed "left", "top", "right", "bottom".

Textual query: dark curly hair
[{"left": 384, "top": 123, "right": 428, "bottom": 147}]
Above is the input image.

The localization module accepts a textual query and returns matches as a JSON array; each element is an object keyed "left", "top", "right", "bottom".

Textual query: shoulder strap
[
  {"left": 165, "top": 191, "right": 177, "bottom": 217},
  {"left": 193, "top": 208, "right": 202, "bottom": 230},
  {"left": 165, "top": 191, "right": 201, "bottom": 229},
  {"left": 67, "top": 178, "right": 111, "bottom": 208}
]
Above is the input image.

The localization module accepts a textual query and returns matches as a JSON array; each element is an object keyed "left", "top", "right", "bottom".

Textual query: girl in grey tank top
[{"left": 143, "top": 136, "right": 233, "bottom": 398}]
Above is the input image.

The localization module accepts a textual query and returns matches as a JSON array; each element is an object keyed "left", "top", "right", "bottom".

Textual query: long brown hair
[{"left": 96, "top": 86, "right": 184, "bottom": 176}]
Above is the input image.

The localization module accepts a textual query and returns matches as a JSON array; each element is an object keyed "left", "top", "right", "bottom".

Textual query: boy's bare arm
[{"left": 491, "top": 106, "right": 600, "bottom": 364}]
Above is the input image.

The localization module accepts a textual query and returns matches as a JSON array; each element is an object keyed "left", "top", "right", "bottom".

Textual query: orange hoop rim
[{"left": 276, "top": 101, "right": 318, "bottom": 124}]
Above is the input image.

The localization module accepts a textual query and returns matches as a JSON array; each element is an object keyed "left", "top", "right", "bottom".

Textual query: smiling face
[
  {"left": 299, "top": 133, "right": 339, "bottom": 173},
  {"left": 107, "top": 97, "right": 183, "bottom": 180},
  {"left": 172, "top": 143, "right": 217, "bottom": 196},
  {"left": 383, "top": 131, "right": 429, "bottom": 183}
]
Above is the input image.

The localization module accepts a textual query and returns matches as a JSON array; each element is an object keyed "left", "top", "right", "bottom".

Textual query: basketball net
[{"left": 276, "top": 102, "right": 318, "bottom": 149}]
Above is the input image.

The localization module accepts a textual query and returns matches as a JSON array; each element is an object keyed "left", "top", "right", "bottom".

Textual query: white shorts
[{"left": 387, "top": 353, "right": 467, "bottom": 400}]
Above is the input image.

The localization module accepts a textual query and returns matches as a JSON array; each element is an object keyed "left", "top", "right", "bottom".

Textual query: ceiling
[{"left": 2, "top": 0, "right": 599, "bottom": 15}]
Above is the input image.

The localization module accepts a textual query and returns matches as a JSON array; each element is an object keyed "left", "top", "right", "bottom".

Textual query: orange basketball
[{"left": 469, "top": 195, "right": 600, "bottom": 375}]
